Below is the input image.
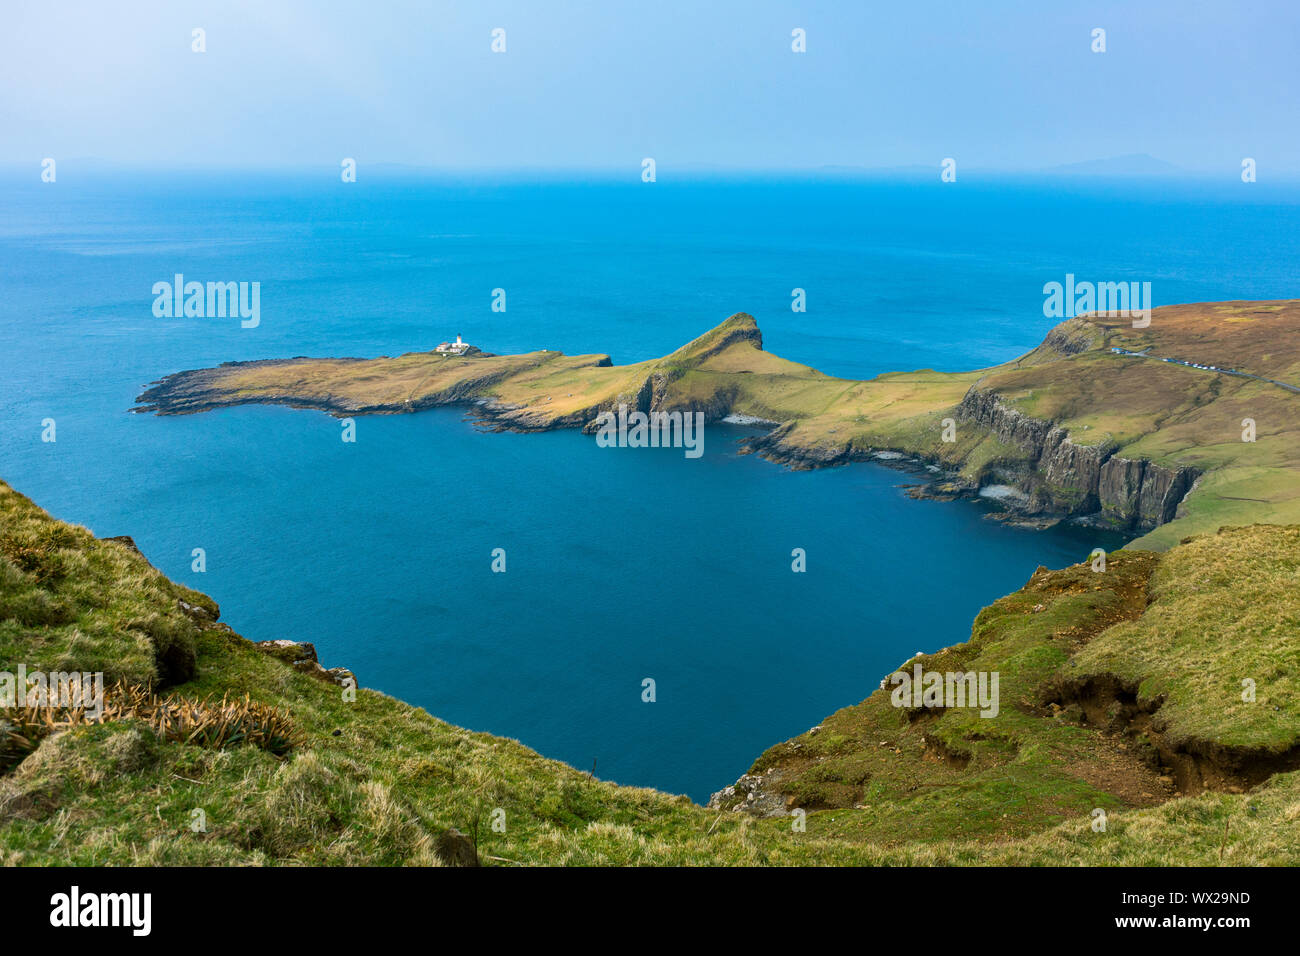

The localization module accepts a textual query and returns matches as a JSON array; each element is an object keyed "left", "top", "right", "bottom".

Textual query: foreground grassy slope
[{"left": 3, "top": 480, "right": 1298, "bottom": 865}]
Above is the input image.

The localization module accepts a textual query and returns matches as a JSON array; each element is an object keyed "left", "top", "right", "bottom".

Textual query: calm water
[{"left": 2, "top": 169, "right": 1297, "bottom": 800}]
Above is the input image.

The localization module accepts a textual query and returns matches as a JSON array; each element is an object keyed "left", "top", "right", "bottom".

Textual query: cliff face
[
  {"left": 493, "top": 313, "right": 763, "bottom": 433},
  {"left": 957, "top": 388, "right": 1197, "bottom": 530}
]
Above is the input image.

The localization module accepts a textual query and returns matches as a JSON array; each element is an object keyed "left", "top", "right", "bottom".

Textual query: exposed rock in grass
[{"left": 256, "top": 640, "right": 356, "bottom": 688}]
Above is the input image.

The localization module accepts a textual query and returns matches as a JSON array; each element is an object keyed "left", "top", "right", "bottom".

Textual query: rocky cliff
[
  {"left": 956, "top": 388, "right": 1198, "bottom": 530},
  {"left": 738, "top": 386, "right": 1198, "bottom": 532}
]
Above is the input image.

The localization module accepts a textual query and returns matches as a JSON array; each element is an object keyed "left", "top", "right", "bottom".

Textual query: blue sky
[{"left": 2, "top": 0, "right": 1297, "bottom": 172}]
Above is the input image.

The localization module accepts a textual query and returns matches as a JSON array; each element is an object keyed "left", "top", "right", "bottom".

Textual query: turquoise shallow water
[{"left": 2, "top": 171, "right": 1297, "bottom": 800}]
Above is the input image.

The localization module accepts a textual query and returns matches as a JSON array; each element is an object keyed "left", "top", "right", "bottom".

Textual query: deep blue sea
[{"left": 3, "top": 169, "right": 1298, "bottom": 801}]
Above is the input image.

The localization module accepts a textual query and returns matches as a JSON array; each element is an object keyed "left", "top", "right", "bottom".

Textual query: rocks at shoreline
[
  {"left": 708, "top": 771, "right": 792, "bottom": 818},
  {"left": 256, "top": 639, "right": 356, "bottom": 688},
  {"left": 740, "top": 388, "right": 1199, "bottom": 535}
]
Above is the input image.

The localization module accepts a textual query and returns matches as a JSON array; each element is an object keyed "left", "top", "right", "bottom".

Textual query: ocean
[{"left": 2, "top": 169, "right": 1298, "bottom": 801}]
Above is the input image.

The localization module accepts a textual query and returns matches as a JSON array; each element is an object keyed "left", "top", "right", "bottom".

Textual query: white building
[{"left": 436, "top": 334, "right": 471, "bottom": 355}]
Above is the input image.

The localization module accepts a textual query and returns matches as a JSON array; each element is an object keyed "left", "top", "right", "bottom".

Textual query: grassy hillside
[
  {"left": 3, "top": 479, "right": 1297, "bottom": 865},
  {"left": 722, "top": 526, "right": 1300, "bottom": 854}
]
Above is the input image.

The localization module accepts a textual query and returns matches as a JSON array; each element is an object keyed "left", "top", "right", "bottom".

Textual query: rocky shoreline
[{"left": 740, "top": 386, "right": 1199, "bottom": 534}]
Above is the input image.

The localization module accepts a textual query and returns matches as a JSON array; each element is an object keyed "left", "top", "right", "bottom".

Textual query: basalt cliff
[{"left": 953, "top": 387, "right": 1200, "bottom": 531}]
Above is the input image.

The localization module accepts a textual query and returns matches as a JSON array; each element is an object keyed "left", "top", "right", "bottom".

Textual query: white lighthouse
[{"left": 435, "top": 333, "right": 472, "bottom": 356}]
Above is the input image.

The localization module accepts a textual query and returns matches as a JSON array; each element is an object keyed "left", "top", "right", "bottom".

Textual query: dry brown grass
[{"left": 2, "top": 681, "right": 301, "bottom": 770}]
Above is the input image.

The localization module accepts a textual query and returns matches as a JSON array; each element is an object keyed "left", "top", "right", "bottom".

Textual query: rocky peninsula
[{"left": 135, "top": 300, "right": 1300, "bottom": 548}]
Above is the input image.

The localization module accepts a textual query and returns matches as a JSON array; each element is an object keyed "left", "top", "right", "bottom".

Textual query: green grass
[
  {"left": 733, "top": 551, "right": 1162, "bottom": 840},
  {"left": 0, "top": 486, "right": 213, "bottom": 688},
  {"left": 1067, "top": 525, "right": 1300, "bottom": 751},
  {"left": 17, "top": 300, "right": 1300, "bottom": 865}
]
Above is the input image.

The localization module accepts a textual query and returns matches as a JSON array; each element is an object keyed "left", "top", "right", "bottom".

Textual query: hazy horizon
[
  {"left": 9, "top": 155, "right": 1300, "bottom": 185},
  {"left": 3, "top": 0, "right": 1298, "bottom": 175}
]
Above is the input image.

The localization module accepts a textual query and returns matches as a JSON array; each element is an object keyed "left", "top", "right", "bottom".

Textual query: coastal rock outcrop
[
  {"left": 1098, "top": 456, "right": 1146, "bottom": 524},
  {"left": 130, "top": 310, "right": 1217, "bottom": 535},
  {"left": 256, "top": 640, "right": 356, "bottom": 688},
  {"left": 707, "top": 771, "right": 791, "bottom": 818},
  {"left": 734, "top": 421, "right": 855, "bottom": 470}
]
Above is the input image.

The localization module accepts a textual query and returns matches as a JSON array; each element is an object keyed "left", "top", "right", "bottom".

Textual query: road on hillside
[{"left": 1110, "top": 347, "right": 1300, "bottom": 395}]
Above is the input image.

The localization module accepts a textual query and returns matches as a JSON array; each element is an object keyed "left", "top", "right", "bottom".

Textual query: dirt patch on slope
[{"left": 1046, "top": 674, "right": 1300, "bottom": 796}]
